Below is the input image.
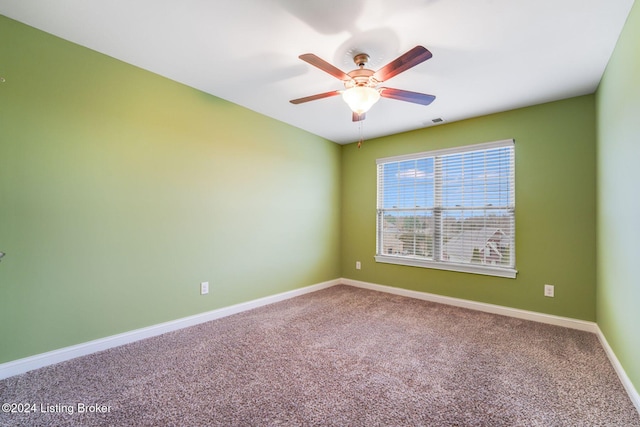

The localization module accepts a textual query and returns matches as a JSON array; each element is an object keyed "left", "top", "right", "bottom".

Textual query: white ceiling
[{"left": 0, "top": 0, "right": 635, "bottom": 144}]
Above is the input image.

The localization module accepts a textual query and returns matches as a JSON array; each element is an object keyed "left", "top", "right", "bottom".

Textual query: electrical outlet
[
  {"left": 356, "top": 261, "right": 361, "bottom": 270},
  {"left": 544, "top": 284, "right": 554, "bottom": 298},
  {"left": 200, "top": 281, "right": 209, "bottom": 295}
]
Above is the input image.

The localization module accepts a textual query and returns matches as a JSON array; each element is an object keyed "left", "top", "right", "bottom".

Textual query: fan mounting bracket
[{"left": 353, "top": 53, "right": 370, "bottom": 68}]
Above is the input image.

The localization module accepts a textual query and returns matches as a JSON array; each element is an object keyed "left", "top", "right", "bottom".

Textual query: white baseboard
[
  {"left": 0, "top": 279, "right": 339, "bottom": 380},
  {"left": 341, "top": 278, "right": 598, "bottom": 332},
  {"left": 595, "top": 326, "right": 640, "bottom": 414}
]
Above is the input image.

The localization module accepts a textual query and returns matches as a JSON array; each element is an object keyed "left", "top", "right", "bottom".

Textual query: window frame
[{"left": 375, "top": 139, "right": 517, "bottom": 279}]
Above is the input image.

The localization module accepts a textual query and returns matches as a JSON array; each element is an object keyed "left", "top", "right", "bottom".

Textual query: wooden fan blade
[
  {"left": 380, "top": 87, "right": 435, "bottom": 105},
  {"left": 373, "top": 46, "right": 433, "bottom": 82},
  {"left": 290, "top": 90, "right": 342, "bottom": 104},
  {"left": 352, "top": 112, "right": 366, "bottom": 122},
  {"left": 299, "top": 54, "right": 351, "bottom": 81}
]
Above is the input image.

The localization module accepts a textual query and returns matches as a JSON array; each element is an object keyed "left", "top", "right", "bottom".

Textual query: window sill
[{"left": 374, "top": 255, "right": 517, "bottom": 279}]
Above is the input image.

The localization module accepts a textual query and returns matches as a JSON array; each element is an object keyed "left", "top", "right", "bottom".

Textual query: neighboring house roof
[{"left": 443, "top": 227, "right": 508, "bottom": 264}]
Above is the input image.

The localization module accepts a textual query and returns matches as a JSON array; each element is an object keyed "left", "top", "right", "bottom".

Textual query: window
[{"left": 376, "top": 139, "right": 516, "bottom": 278}]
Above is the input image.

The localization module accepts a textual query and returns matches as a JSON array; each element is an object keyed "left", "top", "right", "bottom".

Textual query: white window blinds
[{"left": 376, "top": 139, "right": 516, "bottom": 278}]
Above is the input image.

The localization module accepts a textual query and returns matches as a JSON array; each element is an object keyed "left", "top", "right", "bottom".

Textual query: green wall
[
  {"left": 596, "top": 0, "right": 640, "bottom": 395},
  {"left": 0, "top": 16, "right": 341, "bottom": 363},
  {"left": 342, "top": 96, "right": 597, "bottom": 321}
]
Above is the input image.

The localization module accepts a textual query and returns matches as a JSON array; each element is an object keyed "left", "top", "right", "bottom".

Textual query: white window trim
[
  {"left": 376, "top": 139, "right": 515, "bottom": 166},
  {"left": 376, "top": 139, "right": 517, "bottom": 279},
  {"left": 374, "top": 255, "right": 517, "bottom": 278}
]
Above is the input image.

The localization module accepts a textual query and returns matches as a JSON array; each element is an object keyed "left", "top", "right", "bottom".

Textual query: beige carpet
[{"left": 1, "top": 285, "right": 638, "bottom": 426}]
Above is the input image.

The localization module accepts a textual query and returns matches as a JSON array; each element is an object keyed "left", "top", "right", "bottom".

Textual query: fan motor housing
[{"left": 347, "top": 53, "right": 377, "bottom": 88}]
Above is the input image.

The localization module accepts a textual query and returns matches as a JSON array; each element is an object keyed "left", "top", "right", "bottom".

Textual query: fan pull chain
[{"left": 358, "top": 120, "right": 364, "bottom": 148}]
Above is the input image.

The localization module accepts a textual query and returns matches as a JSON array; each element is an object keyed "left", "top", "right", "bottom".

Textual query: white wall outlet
[
  {"left": 544, "top": 284, "right": 554, "bottom": 298},
  {"left": 355, "top": 261, "right": 361, "bottom": 270},
  {"left": 200, "top": 281, "right": 209, "bottom": 295}
]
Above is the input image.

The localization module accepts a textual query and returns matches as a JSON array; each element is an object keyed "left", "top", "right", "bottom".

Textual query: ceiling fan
[{"left": 290, "top": 45, "right": 435, "bottom": 122}]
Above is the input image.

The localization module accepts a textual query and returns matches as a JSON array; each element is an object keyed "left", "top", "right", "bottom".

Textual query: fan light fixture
[
  {"left": 341, "top": 86, "right": 381, "bottom": 115},
  {"left": 290, "top": 46, "right": 435, "bottom": 122}
]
